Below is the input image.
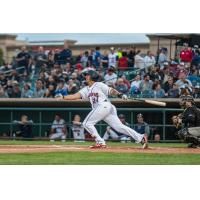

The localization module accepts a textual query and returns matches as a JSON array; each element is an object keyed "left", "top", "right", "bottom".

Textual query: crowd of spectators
[{"left": 1, "top": 41, "right": 200, "bottom": 99}]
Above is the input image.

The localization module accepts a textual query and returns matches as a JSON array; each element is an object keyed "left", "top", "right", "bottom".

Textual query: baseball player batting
[{"left": 56, "top": 70, "right": 148, "bottom": 149}]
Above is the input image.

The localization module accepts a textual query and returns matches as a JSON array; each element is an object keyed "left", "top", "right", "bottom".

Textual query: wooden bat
[{"left": 132, "top": 98, "right": 166, "bottom": 107}]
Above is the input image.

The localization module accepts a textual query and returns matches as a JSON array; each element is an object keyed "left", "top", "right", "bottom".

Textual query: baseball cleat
[
  {"left": 90, "top": 143, "right": 107, "bottom": 149},
  {"left": 141, "top": 135, "right": 148, "bottom": 149}
]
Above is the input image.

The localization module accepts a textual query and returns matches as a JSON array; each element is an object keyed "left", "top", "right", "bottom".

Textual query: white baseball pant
[
  {"left": 50, "top": 132, "right": 66, "bottom": 140},
  {"left": 82, "top": 102, "right": 144, "bottom": 144}
]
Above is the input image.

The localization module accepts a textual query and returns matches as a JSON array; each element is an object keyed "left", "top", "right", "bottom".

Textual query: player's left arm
[
  {"left": 56, "top": 92, "right": 82, "bottom": 100},
  {"left": 109, "top": 87, "right": 128, "bottom": 99},
  {"left": 109, "top": 87, "right": 120, "bottom": 96}
]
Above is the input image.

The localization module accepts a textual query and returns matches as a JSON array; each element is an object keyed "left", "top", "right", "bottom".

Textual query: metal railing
[{"left": 0, "top": 107, "right": 183, "bottom": 141}]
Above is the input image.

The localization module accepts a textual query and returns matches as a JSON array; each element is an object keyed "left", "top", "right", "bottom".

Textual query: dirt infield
[{"left": 0, "top": 145, "right": 199, "bottom": 154}]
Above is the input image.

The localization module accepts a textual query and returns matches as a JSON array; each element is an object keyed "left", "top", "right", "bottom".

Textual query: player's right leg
[
  {"left": 82, "top": 102, "right": 111, "bottom": 148},
  {"left": 104, "top": 106, "right": 148, "bottom": 149}
]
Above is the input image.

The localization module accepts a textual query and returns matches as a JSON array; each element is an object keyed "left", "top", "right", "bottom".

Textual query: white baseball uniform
[
  {"left": 50, "top": 119, "right": 66, "bottom": 140},
  {"left": 79, "top": 82, "right": 144, "bottom": 144},
  {"left": 71, "top": 124, "right": 85, "bottom": 141}
]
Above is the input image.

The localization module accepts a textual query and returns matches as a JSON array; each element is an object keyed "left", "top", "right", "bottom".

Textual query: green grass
[
  {"left": 0, "top": 140, "right": 199, "bottom": 165},
  {"left": 0, "top": 152, "right": 199, "bottom": 165}
]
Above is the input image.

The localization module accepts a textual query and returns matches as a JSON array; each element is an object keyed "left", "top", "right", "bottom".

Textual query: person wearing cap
[
  {"left": 103, "top": 114, "right": 131, "bottom": 142},
  {"left": 134, "top": 114, "right": 150, "bottom": 137},
  {"left": 108, "top": 47, "right": 118, "bottom": 68}
]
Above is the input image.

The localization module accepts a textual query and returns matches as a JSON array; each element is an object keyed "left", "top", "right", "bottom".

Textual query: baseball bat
[{"left": 132, "top": 98, "right": 166, "bottom": 107}]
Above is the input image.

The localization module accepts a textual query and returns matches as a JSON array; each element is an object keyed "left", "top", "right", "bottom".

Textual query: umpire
[{"left": 173, "top": 95, "right": 200, "bottom": 148}]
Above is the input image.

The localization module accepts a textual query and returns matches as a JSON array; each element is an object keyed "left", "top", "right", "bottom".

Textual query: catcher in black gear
[{"left": 172, "top": 95, "right": 200, "bottom": 148}]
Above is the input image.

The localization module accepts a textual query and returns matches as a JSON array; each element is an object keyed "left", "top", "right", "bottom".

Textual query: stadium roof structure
[
  {"left": 16, "top": 33, "right": 150, "bottom": 45},
  {"left": 147, "top": 33, "right": 200, "bottom": 39},
  {"left": 147, "top": 33, "right": 200, "bottom": 46}
]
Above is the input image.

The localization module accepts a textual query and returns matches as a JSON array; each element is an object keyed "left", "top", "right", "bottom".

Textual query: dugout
[{"left": 0, "top": 98, "right": 200, "bottom": 141}]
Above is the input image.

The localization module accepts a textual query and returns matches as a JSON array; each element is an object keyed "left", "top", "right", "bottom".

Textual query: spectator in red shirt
[
  {"left": 118, "top": 51, "right": 128, "bottom": 71},
  {"left": 180, "top": 43, "right": 193, "bottom": 64}
]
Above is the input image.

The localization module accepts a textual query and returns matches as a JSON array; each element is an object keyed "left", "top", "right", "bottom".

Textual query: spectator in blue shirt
[
  {"left": 93, "top": 47, "right": 101, "bottom": 69},
  {"left": 187, "top": 70, "right": 200, "bottom": 86},
  {"left": 55, "top": 79, "right": 68, "bottom": 96},
  {"left": 58, "top": 41, "right": 72, "bottom": 65},
  {"left": 152, "top": 82, "right": 165, "bottom": 98},
  {"left": 191, "top": 50, "right": 200, "bottom": 67}
]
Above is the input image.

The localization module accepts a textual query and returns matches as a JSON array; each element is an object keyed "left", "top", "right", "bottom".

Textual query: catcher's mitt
[{"left": 172, "top": 115, "right": 182, "bottom": 129}]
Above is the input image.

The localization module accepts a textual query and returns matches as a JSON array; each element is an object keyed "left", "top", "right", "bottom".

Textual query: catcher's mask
[{"left": 179, "top": 95, "right": 195, "bottom": 108}]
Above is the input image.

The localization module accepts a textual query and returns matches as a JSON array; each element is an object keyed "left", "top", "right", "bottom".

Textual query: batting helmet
[{"left": 83, "top": 70, "right": 99, "bottom": 81}]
